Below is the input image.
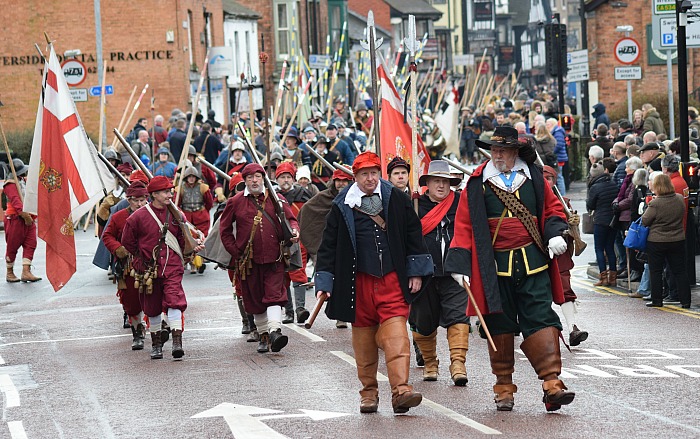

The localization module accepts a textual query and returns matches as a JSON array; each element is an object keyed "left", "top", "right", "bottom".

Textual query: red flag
[
  {"left": 377, "top": 65, "right": 430, "bottom": 181},
  {"left": 24, "top": 46, "right": 115, "bottom": 291}
]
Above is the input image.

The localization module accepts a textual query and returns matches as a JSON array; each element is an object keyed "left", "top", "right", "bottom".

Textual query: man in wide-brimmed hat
[
  {"left": 410, "top": 160, "right": 471, "bottom": 387},
  {"left": 445, "top": 126, "right": 575, "bottom": 412},
  {"left": 282, "top": 126, "right": 312, "bottom": 168},
  {"left": 315, "top": 151, "right": 433, "bottom": 415}
]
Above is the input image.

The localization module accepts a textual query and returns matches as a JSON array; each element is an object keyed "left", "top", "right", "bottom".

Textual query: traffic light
[
  {"left": 561, "top": 114, "right": 574, "bottom": 132},
  {"left": 681, "top": 161, "right": 700, "bottom": 190},
  {"left": 544, "top": 23, "right": 567, "bottom": 77}
]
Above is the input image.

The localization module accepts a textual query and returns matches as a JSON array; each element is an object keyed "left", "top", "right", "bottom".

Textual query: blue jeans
[
  {"left": 638, "top": 263, "right": 650, "bottom": 294},
  {"left": 557, "top": 165, "right": 566, "bottom": 195},
  {"left": 594, "top": 224, "right": 617, "bottom": 273}
]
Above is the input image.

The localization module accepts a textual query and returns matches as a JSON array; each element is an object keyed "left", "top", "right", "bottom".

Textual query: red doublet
[
  {"left": 102, "top": 209, "right": 142, "bottom": 316},
  {"left": 3, "top": 181, "right": 37, "bottom": 262}
]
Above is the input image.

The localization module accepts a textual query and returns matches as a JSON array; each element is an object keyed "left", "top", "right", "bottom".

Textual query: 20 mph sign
[{"left": 614, "top": 38, "right": 641, "bottom": 65}]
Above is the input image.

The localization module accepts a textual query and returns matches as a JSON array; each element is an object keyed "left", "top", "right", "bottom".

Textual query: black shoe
[
  {"left": 269, "top": 329, "right": 289, "bottom": 352},
  {"left": 282, "top": 313, "right": 294, "bottom": 324},
  {"left": 257, "top": 332, "right": 270, "bottom": 353},
  {"left": 663, "top": 298, "right": 681, "bottom": 305},
  {"left": 681, "top": 303, "right": 691, "bottom": 309},
  {"left": 296, "top": 307, "right": 310, "bottom": 324},
  {"left": 569, "top": 325, "right": 588, "bottom": 346},
  {"left": 241, "top": 320, "right": 251, "bottom": 334},
  {"left": 646, "top": 302, "right": 663, "bottom": 307},
  {"left": 413, "top": 340, "right": 425, "bottom": 366},
  {"left": 198, "top": 263, "right": 207, "bottom": 274},
  {"left": 629, "top": 271, "right": 642, "bottom": 282},
  {"left": 123, "top": 312, "right": 130, "bottom": 329},
  {"left": 131, "top": 324, "right": 145, "bottom": 351},
  {"left": 150, "top": 332, "right": 163, "bottom": 359}
]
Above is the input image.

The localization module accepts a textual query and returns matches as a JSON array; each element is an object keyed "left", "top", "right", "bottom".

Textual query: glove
[
  {"left": 548, "top": 236, "right": 568, "bottom": 258},
  {"left": 214, "top": 187, "right": 226, "bottom": 203},
  {"left": 115, "top": 246, "right": 131, "bottom": 259},
  {"left": 18, "top": 212, "right": 33, "bottom": 226},
  {"left": 451, "top": 273, "right": 470, "bottom": 288},
  {"left": 567, "top": 213, "right": 580, "bottom": 227}
]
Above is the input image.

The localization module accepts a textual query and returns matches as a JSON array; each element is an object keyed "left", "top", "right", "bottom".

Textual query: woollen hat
[
  {"left": 352, "top": 151, "right": 381, "bottom": 175},
  {"left": 275, "top": 161, "right": 297, "bottom": 179},
  {"left": 542, "top": 165, "right": 558, "bottom": 179},
  {"left": 126, "top": 181, "right": 149, "bottom": 198},
  {"left": 117, "top": 163, "right": 134, "bottom": 175},
  {"left": 147, "top": 175, "right": 174, "bottom": 193},
  {"left": 332, "top": 169, "right": 354, "bottom": 181},
  {"left": 387, "top": 156, "right": 410, "bottom": 174},
  {"left": 129, "top": 170, "right": 149, "bottom": 183},
  {"left": 228, "top": 172, "right": 245, "bottom": 193},
  {"left": 241, "top": 163, "right": 265, "bottom": 178}
]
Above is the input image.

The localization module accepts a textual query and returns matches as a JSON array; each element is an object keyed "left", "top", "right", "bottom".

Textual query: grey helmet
[
  {"left": 183, "top": 166, "right": 200, "bottom": 180},
  {"left": 188, "top": 145, "right": 197, "bottom": 156},
  {"left": 12, "top": 158, "right": 28, "bottom": 176},
  {"left": 104, "top": 148, "right": 121, "bottom": 163}
]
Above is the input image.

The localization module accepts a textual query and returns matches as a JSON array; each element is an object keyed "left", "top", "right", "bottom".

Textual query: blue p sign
[{"left": 663, "top": 33, "right": 674, "bottom": 45}]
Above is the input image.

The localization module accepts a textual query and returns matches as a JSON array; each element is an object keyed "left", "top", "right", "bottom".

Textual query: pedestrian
[
  {"left": 315, "top": 151, "right": 434, "bottom": 414},
  {"left": 445, "top": 127, "right": 575, "bottom": 412},
  {"left": 642, "top": 174, "right": 691, "bottom": 308},
  {"left": 547, "top": 118, "right": 568, "bottom": 194},
  {"left": 642, "top": 104, "right": 665, "bottom": 135},
  {"left": 219, "top": 163, "right": 300, "bottom": 353},
  {"left": 592, "top": 103, "right": 610, "bottom": 130},
  {"left": 586, "top": 159, "right": 619, "bottom": 286},
  {"left": 3, "top": 159, "right": 42, "bottom": 283},
  {"left": 410, "top": 160, "right": 471, "bottom": 386},
  {"left": 121, "top": 176, "right": 203, "bottom": 360},
  {"left": 533, "top": 122, "right": 556, "bottom": 167}
]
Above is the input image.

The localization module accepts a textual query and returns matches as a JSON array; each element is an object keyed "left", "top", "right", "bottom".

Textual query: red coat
[
  {"left": 102, "top": 208, "right": 131, "bottom": 254},
  {"left": 446, "top": 161, "right": 567, "bottom": 316}
]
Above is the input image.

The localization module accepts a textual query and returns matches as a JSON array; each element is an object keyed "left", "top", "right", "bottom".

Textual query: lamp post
[
  {"left": 615, "top": 25, "right": 634, "bottom": 122},
  {"left": 677, "top": 0, "right": 692, "bottom": 162}
]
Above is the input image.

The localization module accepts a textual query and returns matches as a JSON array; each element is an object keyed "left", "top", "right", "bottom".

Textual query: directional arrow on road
[
  {"left": 0, "top": 374, "right": 20, "bottom": 408},
  {"left": 192, "top": 403, "right": 350, "bottom": 438}
]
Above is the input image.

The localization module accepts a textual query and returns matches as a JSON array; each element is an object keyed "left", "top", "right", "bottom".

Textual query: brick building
[{"left": 0, "top": 0, "right": 225, "bottom": 139}]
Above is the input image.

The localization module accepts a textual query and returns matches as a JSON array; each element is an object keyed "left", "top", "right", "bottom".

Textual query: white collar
[
  {"left": 483, "top": 157, "right": 531, "bottom": 181},
  {"left": 344, "top": 182, "right": 382, "bottom": 209},
  {"left": 243, "top": 186, "right": 267, "bottom": 197},
  {"left": 230, "top": 156, "right": 247, "bottom": 164}
]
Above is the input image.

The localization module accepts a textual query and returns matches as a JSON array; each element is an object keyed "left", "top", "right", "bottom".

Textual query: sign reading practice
[
  {"left": 614, "top": 38, "right": 641, "bottom": 64},
  {"left": 61, "top": 59, "right": 87, "bottom": 87}
]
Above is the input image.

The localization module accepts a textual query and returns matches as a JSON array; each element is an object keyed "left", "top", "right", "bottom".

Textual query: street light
[
  {"left": 63, "top": 49, "right": 81, "bottom": 59},
  {"left": 615, "top": 25, "right": 633, "bottom": 121}
]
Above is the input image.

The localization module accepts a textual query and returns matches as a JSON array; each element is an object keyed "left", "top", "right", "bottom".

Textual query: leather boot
[
  {"left": 352, "top": 325, "right": 380, "bottom": 413},
  {"left": 269, "top": 328, "right": 288, "bottom": 352},
  {"left": 257, "top": 332, "right": 270, "bottom": 353},
  {"left": 377, "top": 317, "right": 422, "bottom": 414},
  {"left": 122, "top": 312, "right": 130, "bottom": 329},
  {"left": 412, "top": 330, "right": 438, "bottom": 381},
  {"left": 160, "top": 320, "right": 171, "bottom": 344},
  {"left": 131, "top": 323, "right": 145, "bottom": 350},
  {"left": 569, "top": 325, "right": 588, "bottom": 347},
  {"left": 593, "top": 270, "right": 609, "bottom": 286},
  {"left": 447, "top": 323, "right": 470, "bottom": 386},
  {"left": 607, "top": 270, "right": 618, "bottom": 286},
  {"left": 237, "top": 296, "right": 250, "bottom": 334},
  {"left": 6, "top": 262, "right": 20, "bottom": 283},
  {"left": 296, "top": 307, "right": 310, "bottom": 324},
  {"left": 20, "top": 259, "right": 42, "bottom": 282},
  {"left": 150, "top": 332, "right": 163, "bottom": 359},
  {"left": 413, "top": 339, "right": 424, "bottom": 366},
  {"left": 520, "top": 327, "right": 575, "bottom": 412},
  {"left": 488, "top": 333, "right": 517, "bottom": 411},
  {"left": 171, "top": 329, "right": 184, "bottom": 359}
]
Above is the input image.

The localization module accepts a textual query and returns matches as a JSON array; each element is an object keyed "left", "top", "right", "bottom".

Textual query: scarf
[{"left": 420, "top": 191, "right": 455, "bottom": 236}]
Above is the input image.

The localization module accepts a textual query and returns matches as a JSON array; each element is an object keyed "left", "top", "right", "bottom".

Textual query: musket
[
  {"left": 95, "top": 149, "right": 131, "bottom": 187},
  {"left": 306, "top": 145, "right": 336, "bottom": 173},
  {"left": 260, "top": 34, "right": 271, "bottom": 166},
  {"left": 114, "top": 128, "right": 204, "bottom": 254},
  {"left": 361, "top": 11, "right": 383, "bottom": 159},
  {"left": 405, "top": 15, "right": 420, "bottom": 208},
  {"left": 304, "top": 293, "right": 328, "bottom": 329},
  {"left": 198, "top": 156, "right": 231, "bottom": 182},
  {"left": 332, "top": 162, "right": 354, "bottom": 176},
  {"left": 236, "top": 121, "right": 294, "bottom": 247},
  {"left": 442, "top": 157, "right": 473, "bottom": 176}
]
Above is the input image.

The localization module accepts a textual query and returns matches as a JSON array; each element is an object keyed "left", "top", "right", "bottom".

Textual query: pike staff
[
  {"left": 361, "top": 10, "right": 383, "bottom": 159},
  {"left": 404, "top": 15, "right": 420, "bottom": 208}
]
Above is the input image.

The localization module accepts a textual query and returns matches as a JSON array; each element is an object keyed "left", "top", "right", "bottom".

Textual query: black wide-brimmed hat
[{"left": 475, "top": 126, "right": 522, "bottom": 150}]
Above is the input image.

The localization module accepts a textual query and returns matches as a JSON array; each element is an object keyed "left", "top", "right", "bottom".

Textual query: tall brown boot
[
  {"left": 412, "top": 330, "right": 438, "bottom": 381},
  {"left": 447, "top": 323, "right": 470, "bottom": 386},
  {"left": 607, "top": 270, "right": 618, "bottom": 286},
  {"left": 377, "top": 317, "right": 422, "bottom": 414},
  {"left": 6, "top": 261, "right": 20, "bottom": 283},
  {"left": 488, "top": 333, "right": 518, "bottom": 411},
  {"left": 20, "top": 259, "right": 42, "bottom": 283},
  {"left": 520, "top": 327, "right": 575, "bottom": 412},
  {"left": 593, "top": 270, "right": 609, "bottom": 287},
  {"left": 171, "top": 329, "right": 184, "bottom": 359},
  {"left": 352, "top": 325, "right": 380, "bottom": 413}
]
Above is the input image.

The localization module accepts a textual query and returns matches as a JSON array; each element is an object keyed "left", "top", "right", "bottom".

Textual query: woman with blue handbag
[{"left": 641, "top": 174, "right": 691, "bottom": 309}]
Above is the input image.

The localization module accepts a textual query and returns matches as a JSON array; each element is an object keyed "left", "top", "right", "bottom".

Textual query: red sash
[{"left": 420, "top": 191, "right": 455, "bottom": 236}]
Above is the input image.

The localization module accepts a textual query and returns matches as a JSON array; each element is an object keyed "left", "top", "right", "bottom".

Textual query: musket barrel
[
  {"left": 199, "top": 157, "right": 231, "bottom": 182},
  {"left": 306, "top": 145, "right": 336, "bottom": 173},
  {"left": 442, "top": 157, "right": 472, "bottom": 176}
]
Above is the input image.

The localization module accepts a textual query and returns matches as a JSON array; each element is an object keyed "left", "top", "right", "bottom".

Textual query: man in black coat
[
  {"left": 194, "top": 123, "right": 223, "bottom": 164},
  {"left": 315, "top": 151, "right": 433, "bottom": 415}
]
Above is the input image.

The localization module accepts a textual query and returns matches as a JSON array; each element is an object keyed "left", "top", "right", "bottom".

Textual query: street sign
[
  {"left": 453, "top": 54, "right": 475, "bottom": 66},
  {"left": 88, "top": 85, "right": 114, "bottom": 96},
  {"left": 69, "top": 88, "right": 88, "bottom": 102},
  {"left": 652, "top": 14, "right": 700, "bottom": 48},
  {"left": 614, "top": 38, "right": 641, "bottom": 64},
  {"left": 309, "top": 54, "right": 330, "bottom": 70},
  {"left": 567, "top": 49, "right": 588, "bottom": 65},
  {"left": 653, "top": 0, "right": 676, "bottom": 14},
  {"left": 566, "top": 49, "right": 589, "bottom": 83},
  {"left": 615, "top": 66, "right": 642, "bottom": 80},
  {"left": 61, "top": 59, "right": 87, "bottom": 87},
  {"left": 208, "top": 46, "right": 235, "bottom": 79}
]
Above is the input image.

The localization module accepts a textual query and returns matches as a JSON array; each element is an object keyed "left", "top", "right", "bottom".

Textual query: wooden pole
[
  {"left": 98, "top": 61, "right": 107, "bottom": 152},
  {"left": 111, "top": 83, "right": 149, "bottom": 149},
  {"left": 462, "top": 279, "right": 497, "bottom": 352},
  {"left": 467, "top": 49, "right": 488, "bottom": 106},
  {"left": 280, "top": 77, "right": 313, "bottom": 146},
  {"left": 110, "top": 85, "right": 137, "bottom": 148},
  {"left": 0, "top": 115, "right": 23, "bottom": 203}
]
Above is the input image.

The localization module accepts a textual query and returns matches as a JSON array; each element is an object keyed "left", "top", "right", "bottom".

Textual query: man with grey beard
[{"left": 445, "top": 126, "right": 575, "bottom": 413}]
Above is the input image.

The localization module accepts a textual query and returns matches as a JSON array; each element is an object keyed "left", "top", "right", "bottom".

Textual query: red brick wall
[
  {"left": 0, "top": 0, "right": 224, "bottom": 138},
  {"left": 348, "top": 0, "right": 391, "bottom": 34},
  {"left": 587, "top": 0, "right": 698, "bottom": 117}
]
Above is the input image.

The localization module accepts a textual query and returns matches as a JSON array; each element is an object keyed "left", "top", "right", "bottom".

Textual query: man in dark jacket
[
  {"left": 168, "top": 119, "right": 187, "bottom": 163},
  {"left": 592, "top": 103, "right": 610, "bottom": 131},
  {"left": 410, "top": 160, "right": 471, "bottom": 386},
  {"left": 194, "top": 123, "right": 223, "bottom": 165},
  {"left": 315, "top": 151, "right": 433, "bottom": 415}
]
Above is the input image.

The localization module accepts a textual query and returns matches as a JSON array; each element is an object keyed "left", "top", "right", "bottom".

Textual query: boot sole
[
  {"left": 423, "top": 375, "right": 438, "bottom": 381},
  {"left": 544, "top": 392, "right": 575, "bottom": 411},
  {"left": 270, "top": 334, "right": 288, "bottom": 352},
  {"left": 150, "top": 354, "right": 163, "bottom": 360},
  {"left": 452, "top": 376, "right": 468, "bottom": 386},
  {"left": 21, "top": 279, "right": 41, "bottom": 282},
  {"left": 6, "top": 279, "right": 20, "bottom": 283},
  {"left": 393, "top": 394, "right": 423, "bottom": 413},
  {"left": 132, "top": 344, "right": 144, "bottom": 351},
  {"left": 172, "top": 348, "right": 185, "bottom": 359},
  {"left": 360, "top": 405, "right": 378, "bottom": 413},
  {"left": 569, "top": 331, "right": 589, "bottom": 346},
  {"left": 297, "top": 310, "right": 310, "bottom": 323}
]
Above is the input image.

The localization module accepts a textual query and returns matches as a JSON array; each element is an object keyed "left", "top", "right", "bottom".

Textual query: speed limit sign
[{"left": 614, "top": 38, "right": 641, "bottom": 65}]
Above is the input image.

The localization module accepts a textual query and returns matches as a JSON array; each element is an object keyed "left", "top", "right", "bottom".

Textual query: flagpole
[
  {"left": 98, "top": 61, "right": 107, "bottom": 152},
  {"left": 405, "top": 15, "right": 419, "bottom": 208},
  {"left": 362, "top": 11, "right": 383, "bottom": 159}
]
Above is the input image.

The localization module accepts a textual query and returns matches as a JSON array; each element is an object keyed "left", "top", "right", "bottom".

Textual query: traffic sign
[
  {"left": 88, "top": 85, "right": 114, "bottom": 96},
  {"left": 652, "top": 14, "right": 700, "bottom": 48},
  {"left": 309, "top": 54, "right": 331, "bottom": 70},
  {"left": 614, "top": 66, "right": 642, "bottom": 80},
  {"left": 61, "top": 59, "right": 87, "bottom": 87},
  {"left": 566, "top": 49, "right": 589, "bottom": 83},
  {"left": 69, "top": 88, "right": 88, "bottom": 102},
  {"left": 209, "top": 46, "right": 235, "bottom": 79},
  {"left": 567, "top": 49, "right": 588, "bottom": 66},
  {"left": 614, "top": 38, "right": 641, "bottom": 64}
]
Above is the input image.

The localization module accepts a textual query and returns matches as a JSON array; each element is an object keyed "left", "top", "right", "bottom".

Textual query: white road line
[
  {"left": 330, "top": 351, "right": 501, "bottom": 434},
  {"left": 7, "top": 421, "right": 28, "bottom": 439},
  {"left": 283, "top": 323, "right": 326, "bottom": 342},
  {"left": 0, "top": 354, "right": 5, "bottom": 365},
  {"left": 0, "top": 374, "right": 20, "bottom": 408}
]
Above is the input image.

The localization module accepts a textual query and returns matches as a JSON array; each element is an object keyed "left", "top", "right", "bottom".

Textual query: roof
[
  {"left": 383, "top": 0, "right": 442, "bottom": 19},
  {"left": 347, "top": 9, "right": 392, "bottom": 42},
  {"left": 584, "top": 0, "right": 610, "bottom": 12},
  {"left": 222, "top": 0, "right": 261, "bottom": 19}
]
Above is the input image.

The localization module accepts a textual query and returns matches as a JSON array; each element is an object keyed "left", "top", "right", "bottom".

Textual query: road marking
[
  {"left": 330, "top": 351, "right": 501, "bottom": 434},
  {"left": 284, "top": 323, "right": 326, "bottom": 342},
  {"left": 0, "top": 374, "right": 20, "bottom": 407},
  {"left": 0, "top": 354, "right": 5, "bottom": 365},
  {"left": 7, "top": 421, "right": 28, "bottom": 439}
]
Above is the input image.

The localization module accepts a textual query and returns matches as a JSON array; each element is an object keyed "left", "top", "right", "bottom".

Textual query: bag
[
  {"left": 609, "top": 212, "right": 620, "bottom": 229},
  {"left": 623, "top": 218, "right": 649, "bottom": 251},
  {"left": 582, "top": 212, "right": 594, "bottom": 234}
]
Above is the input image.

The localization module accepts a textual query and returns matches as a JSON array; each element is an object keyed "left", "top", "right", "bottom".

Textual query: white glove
[
  {"left": 451, "top": 273, "right": 470, "bottom": 288},
  {"left": 548, "top": 236, "right": 568, "bottom": 258}
]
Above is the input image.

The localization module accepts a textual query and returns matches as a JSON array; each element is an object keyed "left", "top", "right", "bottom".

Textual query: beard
[
  {"left": 279, "top": 182, "right": 293, "bottom": 192},
  {"left": 493, "top": 160, "right": 509, "bottom": 173},
  {"left": 248, "top": 185, "right": 264, "bottom": 195}
]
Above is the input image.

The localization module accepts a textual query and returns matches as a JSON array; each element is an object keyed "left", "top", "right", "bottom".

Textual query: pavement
[{"left": 1, "top": 192, "right": 700, "bottom": 438}]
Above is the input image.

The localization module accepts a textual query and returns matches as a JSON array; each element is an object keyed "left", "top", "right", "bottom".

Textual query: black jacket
[
  {"left": 315, "top": 180, "right": 434, "bottom": 323},
  {"left": 586, "top": 173, "right": 619, "bottom": 226},
  {"left": 194, "top": 131, "right": 223, "bottom": 164},
  {"left": 418, "top": 192, "right": 459, "bottom": 276}
]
